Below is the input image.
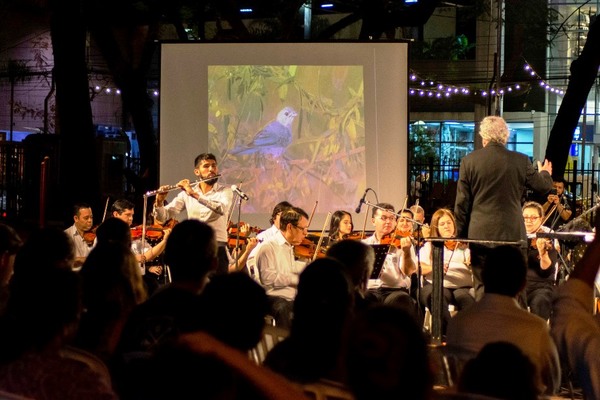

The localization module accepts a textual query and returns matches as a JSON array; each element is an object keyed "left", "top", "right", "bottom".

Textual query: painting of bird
[{"left": 231, "top": 106, "right": 298, "bottom": 158}]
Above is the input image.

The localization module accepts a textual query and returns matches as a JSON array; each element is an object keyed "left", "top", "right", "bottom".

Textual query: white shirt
[
  {"left": 253, "top": 230, "right": 300, "bottom": 301},
  {"left": 64, "top": 224, "right": 95, "bottom": 259},
  {"left": 256, "top": 224, "right": 278, "bottom": 243},
  {"left": 362, "top": 234, "right": 414, "bottom": 290},
  {"left": 153, "top": 182, "right": 233, "bottom": 243},
  {"left": 131, "top": 239, "right": 152, "bottom": 276},
  {"left": 419, "top": 242, "right": 473, "bottom": 289}
]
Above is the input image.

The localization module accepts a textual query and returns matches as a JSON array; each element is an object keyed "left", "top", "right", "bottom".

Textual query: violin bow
[
  {"left": 312, "top": 212, "right": 332, "bottom": 262},
  {"left": 307, "top": 201, "right": 318, "bottom": 228},
  {"left": 102, "top": 197, "right": 110, "bottom": 223}
]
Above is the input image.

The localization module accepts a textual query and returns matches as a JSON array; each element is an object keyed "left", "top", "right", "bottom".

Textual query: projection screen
[{"left": 159, "top": 42, "right": 409, "bottom": 229}]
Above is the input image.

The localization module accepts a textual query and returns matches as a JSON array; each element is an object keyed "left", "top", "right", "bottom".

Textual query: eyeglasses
[
  {"left": 292, "top": 224, "right": 309, "bottom": 232},
  {"left": 522, "top": 216, "right": 540, "bottom": 221},
  {"left": 377, "top": 216, "right": 396, "bottom": 222}
]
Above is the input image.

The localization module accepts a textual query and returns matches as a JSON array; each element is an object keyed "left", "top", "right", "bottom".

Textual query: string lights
[
  {"left": 90, "top": 85, "right": 159, "bottom": 98},
  {"left": 409, "top": 62, "right": 565, "bottom": 99}
]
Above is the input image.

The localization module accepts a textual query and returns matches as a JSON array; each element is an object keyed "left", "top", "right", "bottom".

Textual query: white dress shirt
[
  {"left": 153, "top": 182, "right": 232, "bottom": 243},
  {"left": 362, "top": 234, "right": 414, "bottom": 290}
]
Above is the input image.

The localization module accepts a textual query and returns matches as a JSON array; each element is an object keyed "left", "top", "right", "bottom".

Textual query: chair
[{"left": 249, "top": 323, "right": 289, "bottom": 365}]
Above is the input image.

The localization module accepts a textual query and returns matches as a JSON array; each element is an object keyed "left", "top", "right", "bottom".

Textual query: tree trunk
[
  {"left": 49, "top": 0, "right": 100, "bottom": 215},
  {"left": 545, "top": 16, "right": 600, "bottom": 179}
]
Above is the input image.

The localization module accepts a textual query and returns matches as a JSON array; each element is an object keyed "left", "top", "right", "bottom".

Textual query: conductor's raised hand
[{"left": 537, "top": 159, "right": 553, "bottom": 175}]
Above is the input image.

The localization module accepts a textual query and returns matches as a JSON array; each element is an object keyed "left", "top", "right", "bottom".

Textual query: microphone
[
  {"left": 231, "top": 185, "right": 249, "bottom": 201},
  {"left": 355, "top": 189, "right": 369, "bottom": 213}
]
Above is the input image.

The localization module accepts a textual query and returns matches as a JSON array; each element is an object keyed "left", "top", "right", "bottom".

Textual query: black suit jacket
[{"left": 454, "top": 142, "right": 553, "bottom": 244}]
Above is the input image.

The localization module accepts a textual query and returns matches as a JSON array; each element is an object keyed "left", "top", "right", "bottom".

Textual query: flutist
[
  {"left": 154, "top": 153, "right": 233, "bottom": 274},
  {"left": 542, "top": 178, "right": 572, "bottom": 229}
]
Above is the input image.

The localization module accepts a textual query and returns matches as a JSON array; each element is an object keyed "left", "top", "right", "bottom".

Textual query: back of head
[
  {"left": 0, "top": 253, "right": 81, "bottom": 361},
  {"left": 292, "top": 257, "right": 353, "bottom": 335},
  {"left": 458, "top": 341, "right": 538, "bottom": 400},
  {"left": 96, "top": 217, "right": 132, "bottom": 248},
  {"left": 482, "top": 245, "right": 526, "bottom": 296},
  {"left": 13, "top": 227, "right": 74, "bottom": 272},
  {"left": 0, "top": 223, "right": 22, "bottom": 255},
  {"left": 197, "top": 272, "right": 269, "bottom": 351},
  {"left": 326, "top": 239, "right": 374, "bottom": 291},
  {"left": 80, "top": 241, "right": 146, "bottom": 321},
  {"left": 345, "top": 305, "right": 432, "bottom": 400},
  {"left": 479, "top": 116, "right": 509, "bottom": 145},
  {"left": 164, "top": 220, "right": 217, "bottom": 282},
  {"left": 270, "top": 201, "right": 293, "bottom": 225}
]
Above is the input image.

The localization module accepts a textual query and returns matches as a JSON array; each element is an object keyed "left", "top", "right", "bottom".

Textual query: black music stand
[{"left": 370, "top": 244, "right": 389, "bottom": 280}]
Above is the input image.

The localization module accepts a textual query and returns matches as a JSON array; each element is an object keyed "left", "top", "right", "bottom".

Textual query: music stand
[{"left": 370, "top": 244, "right": 389, "bottom": 280}]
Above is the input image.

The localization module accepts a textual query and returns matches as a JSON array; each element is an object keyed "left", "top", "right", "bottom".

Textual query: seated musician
[
  {"left": 227, "top": 223, "right": 259, "bottom": 273},
  {"left": 409, "top": 204, "right": 431, "bottom": 241},
  {"left": 362, "top": 203, "right": 418, "bottom": 318},
  {"left": 251, "top": 207, "right": 310, "bottom": 328},
  {"left": 328, "top": 210, "right": 353, "bottom": 244},
  {"left": 64, "top": 202, "right": 95, "bottom": 270},
  {"left": 419, "top": 208, "right": 475, "bottom": 334},
  {"left": 111, "top": 199, "right": 172, "bottom": 294},
  {"left": 522, "top": 201, "right": 558, "bottom": 320},
  {"left": 256, "top": 201, "right": 294, "bottom": 243}
]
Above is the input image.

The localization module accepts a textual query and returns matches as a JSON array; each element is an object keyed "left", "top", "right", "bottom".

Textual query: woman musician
[
  {"left": 522, "top": 201, "right": 558, "bottom": 320},
  {"left": 418, "top": 208, "right": 475, "bottom": 334}
]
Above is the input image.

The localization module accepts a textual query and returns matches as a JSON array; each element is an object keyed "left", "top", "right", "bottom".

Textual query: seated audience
[
  {"left": 345, "top": 304, "right": 432, "bottom": 400},
  {"left": 458, "top": 341, "right": 538, "bottom": 400},
  {"left": 0, "top": 223, "right": 22, "bottom": 313},
  {"left": 551, "top": 213, "right": 600, "bottom": 400},
  {"left": 446, "top": 245, "right": 560, "bottom": 395},
  {"left": 326, "top": 239, "right": 375, "bottom": 312},
  {"left": 264, "top": 257, "right": 354, "bottom": 384},
  {"left": 0, "top": 228, "right": 116, "bottom": 399},
  {"left": 75, "top": 235, "right": 147, "bottom": 362}
]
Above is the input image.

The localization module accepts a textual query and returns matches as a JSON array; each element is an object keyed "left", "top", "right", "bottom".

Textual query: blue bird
[{"left": 231, "top": 107, "right": 298, "bottom": 158}]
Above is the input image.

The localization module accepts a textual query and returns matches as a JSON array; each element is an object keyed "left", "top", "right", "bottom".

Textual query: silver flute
[{"left": 144, "top": 174, "right": 222, "bottom": 197}]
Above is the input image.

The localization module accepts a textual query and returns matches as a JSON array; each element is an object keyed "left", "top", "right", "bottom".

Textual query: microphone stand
[{"left": 233, "top": 193, "right": 243, "bottom": 272}]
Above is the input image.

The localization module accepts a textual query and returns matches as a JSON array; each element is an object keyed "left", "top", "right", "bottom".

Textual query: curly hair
[{"left": 479, "top": 116, "right": 510, "bottom": 145}]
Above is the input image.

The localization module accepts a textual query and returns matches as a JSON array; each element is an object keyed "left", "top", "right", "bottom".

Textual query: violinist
[
  {"left": 409, "top": 204, "right": 431, "bottom": 243},
  {"left": 522, "top": 201, "right": 558, "bottom": 320},
  {"left": 328, "top": 210, "right": 353, "bottom": 244},
  {"left": 153, "top": 153, "right": 233, "bottom": 275},
  {"left": 112, "top": 199, "right": 171, "bottom": 294},
  {"left": 251, "top": 207, "right": 309, "bottom": 328},
  {"left": 362, "top": 203, "right": 417, "bottom": 315},
  {"left": 64, "top": 203, "right": 95, "bottom": 270},
  {"left": 418, "top": 208, "right": 474, "bottom": 334}
]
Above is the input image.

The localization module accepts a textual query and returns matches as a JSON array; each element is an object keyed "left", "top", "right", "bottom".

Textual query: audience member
[
  {"left": 0, "top": 228, "right": 116, "bottom": 399},
  {"left": 75, "top": 238, "right": 147, "bottom": 362},
  {"left": 326, "top": 239, "right": 375, "bottom": 311},
  {"left": 264, "top": 257, "right": 354, "bottom": 384},
  {"left": 446, "top": 245, "right": 560, "bottom": 395},
  {"left": 0, "top": 223, "right": 22, "bottom": 313},
  {"left": 345, "top": 304, "right": 432, "bottom": 400},
  {"left": 113, "top": 219, "right": 217, "bottom": 398},
  {"left": 458, "top": 341, "right": 538, "bottom": 400},
  {"left": 551, "top": 213, "right": 600, "bottom": 400}
]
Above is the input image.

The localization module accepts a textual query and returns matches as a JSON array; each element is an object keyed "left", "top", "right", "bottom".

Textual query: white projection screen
[{"left": 159, "top": 42, "right": 409, "bottom": 229}]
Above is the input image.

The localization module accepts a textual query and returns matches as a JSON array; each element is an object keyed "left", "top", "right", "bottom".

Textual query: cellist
[{"left": 362, "top": 203, "right": 418, "bottom": 317}]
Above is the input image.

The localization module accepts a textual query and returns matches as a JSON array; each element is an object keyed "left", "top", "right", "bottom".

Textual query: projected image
[{"left": 208, "top": 65, "right": 365, "bottom": 213}]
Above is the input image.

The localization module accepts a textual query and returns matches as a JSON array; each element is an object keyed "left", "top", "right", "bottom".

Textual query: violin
[
  {"left": 294, "top": 234, "right": 328, "bottom": 260},
  {"left": 380, "top": 229, "right": 413, "bottom": 248},
  {"left": 227, "top": 222, "right": 262, "bottom": 249},
  {"left": 83, "top": 228, "right": 97, "bottom": 246},
  {"left": 131, "top": 219, "right": 178, "bottom": 242}
]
